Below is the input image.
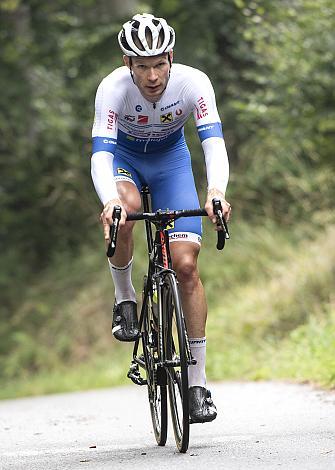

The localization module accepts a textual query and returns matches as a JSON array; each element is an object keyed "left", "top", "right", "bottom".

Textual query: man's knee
[{"left": 116, "top": 182, "right": 141, "bottom": 235}]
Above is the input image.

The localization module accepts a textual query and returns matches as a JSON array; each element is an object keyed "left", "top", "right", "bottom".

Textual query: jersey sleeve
[
  {"left": 91, "top": 75, "right": 123, "bottom": 204},
  {"left": 187, "top": 71, "right": 229, "bottom": 194},
  {"left": 92, "top": 76, "right": 121, "bottom": 154}
]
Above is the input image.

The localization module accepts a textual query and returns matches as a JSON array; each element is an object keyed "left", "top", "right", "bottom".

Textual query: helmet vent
[
  {"left": 145, "top": 26, "right": 153, "bottom": 48},
  {"left": 132, "top": 30, "right": 145, "bottom": 51}
]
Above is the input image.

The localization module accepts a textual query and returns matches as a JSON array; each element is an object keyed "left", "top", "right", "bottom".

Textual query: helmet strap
[
  {"left": 128, "top": 56, "right": 136, "bottom": 84},
  {"left": 168, "top": 52, "right": 172, "bottom": 78}
]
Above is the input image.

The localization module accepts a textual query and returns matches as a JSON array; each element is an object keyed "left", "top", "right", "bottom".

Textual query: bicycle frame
[{"left": 130, "top": 186, "right": 187, "bottom": 371}]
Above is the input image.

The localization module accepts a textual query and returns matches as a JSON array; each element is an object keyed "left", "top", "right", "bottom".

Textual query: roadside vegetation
[
  {"left": 2, "top": 216, "right": 334, "bottom": 399},
  {"left": 1, "top": 0, "right": 334, "bottom": 398}
]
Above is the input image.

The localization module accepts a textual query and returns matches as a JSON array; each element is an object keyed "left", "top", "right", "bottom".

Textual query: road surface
[{"left": 1, "top": 382, "right": 334, "bottom": 469}]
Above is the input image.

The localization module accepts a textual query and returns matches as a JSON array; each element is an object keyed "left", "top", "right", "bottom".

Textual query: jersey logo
[
  {"left": 135, "top": 105, "right": 142, "bottom": 112},
  {"left": 107, "top": 110, "right": 118, "bottom": 130},
  {"left": 117, "top": 168, "right": 132, "bottom": 177},
  {"left": 160, "top": 112, "right": 173, "bottom": 123},
  {"left": 166, "top": 220, "right": 175, "bottom": 230},
  {"left": 138, "top": 115, "right": 149, "bottom": 124},
  {"left": 176, "top": 109, "right": 183, "bottom": 116},
  {"left": 124, "top": 114, "right": 135, "bottom": 122},
  {"left": 160, "top": 100, "right": 180, "bottom": 112},
  {"left": 196, "top": 96, "right": 208, "bottom": 119}
]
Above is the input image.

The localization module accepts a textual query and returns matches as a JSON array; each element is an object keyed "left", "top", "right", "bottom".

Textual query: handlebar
[
  {"left": 106, "top": 206, "right": 122, "bottom": 258},
  {"left": 106, "top": 199, "right": 230, "bottom": 257},
  {"left": 212, "top": 198, "right": 230, "bottom": 250}
]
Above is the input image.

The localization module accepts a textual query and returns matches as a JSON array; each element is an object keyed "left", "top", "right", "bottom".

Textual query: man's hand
[
  {"left": 100, "top": 198, "right": 127, "bottom": 242},
  {"left": 205, "top": 188, "right": 231, "bottom": 225}
]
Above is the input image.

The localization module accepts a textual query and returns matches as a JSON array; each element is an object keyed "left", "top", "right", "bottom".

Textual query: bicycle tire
[
  {"left": 162, "top": 272, "right": 190, "bottom": 453},
  {"left": 142, "top": 276, "right": 168, "bottom": 446}
]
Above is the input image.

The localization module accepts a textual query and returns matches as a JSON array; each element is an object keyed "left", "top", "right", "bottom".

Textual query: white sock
[
  {"left": 188, "top": 337, "right": 207, "bottom": 388},
  {"left": 108, "top": 258, "right": 136, "bottom": 304}
]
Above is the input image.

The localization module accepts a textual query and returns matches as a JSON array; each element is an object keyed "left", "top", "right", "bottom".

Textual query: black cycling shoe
[
  {"left": 189, "top": 386, "right": 217, "bottom": 423},
  {"left": 112, "top": 301, "right": 139, "bottom": 342}
]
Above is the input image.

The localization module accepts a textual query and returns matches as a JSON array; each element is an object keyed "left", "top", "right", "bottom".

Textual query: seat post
[{"left": 141, "top": 185, "right": 151, "bottom": 213}]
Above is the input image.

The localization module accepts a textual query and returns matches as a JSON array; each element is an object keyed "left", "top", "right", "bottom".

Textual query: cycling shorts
[{"left": 113, "top": 135, "right": 202, "bottom": 244}]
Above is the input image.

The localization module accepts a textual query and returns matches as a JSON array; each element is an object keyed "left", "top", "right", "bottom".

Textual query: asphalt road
[{"left": 1, "top": 382, "right": 334, "bottom": 470}]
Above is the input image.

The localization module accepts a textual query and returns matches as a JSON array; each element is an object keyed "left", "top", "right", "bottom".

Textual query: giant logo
[{"left": 198, "top": 124, "right": 214, "bottom": 132}]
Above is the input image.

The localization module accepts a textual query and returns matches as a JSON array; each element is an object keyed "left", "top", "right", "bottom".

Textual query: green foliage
[
  {"left": 229, "top": 0, "right": 335, "bottom": 221},
  {"left": 0, "top": 0, "right": 124, "bottom": 315},
  {"left": 206, "top": 222, "right": 335, "bottom": 388}
]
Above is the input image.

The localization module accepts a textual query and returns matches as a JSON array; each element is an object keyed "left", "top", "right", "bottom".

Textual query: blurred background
[{"left": 1, "top": 0, "right": 334, "bottom": 398}]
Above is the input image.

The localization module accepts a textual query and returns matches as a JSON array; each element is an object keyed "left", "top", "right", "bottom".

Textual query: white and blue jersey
[{"left": 91, "top": 63, "right": 229, "bottom": 243}]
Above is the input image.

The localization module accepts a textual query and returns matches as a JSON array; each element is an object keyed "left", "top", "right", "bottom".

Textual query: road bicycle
[{"left": 107, "top": 186, "right": 229, "bottom": 453}]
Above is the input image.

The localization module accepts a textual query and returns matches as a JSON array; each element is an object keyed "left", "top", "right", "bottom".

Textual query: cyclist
[{"left": 91, "top": 13, "right": 231, "bottom": 423}]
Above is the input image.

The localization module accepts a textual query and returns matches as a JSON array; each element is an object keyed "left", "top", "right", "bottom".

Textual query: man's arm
[
  {"left": 189, "top": 70, "right": 231, "bottom": 222},
  {"left": 91, "top": 78, "right": 127, "bottom": 239}
]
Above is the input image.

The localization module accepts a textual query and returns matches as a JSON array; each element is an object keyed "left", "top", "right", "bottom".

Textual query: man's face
[{"left": 124, "top": 53, "right": 172, "bottom": 102}]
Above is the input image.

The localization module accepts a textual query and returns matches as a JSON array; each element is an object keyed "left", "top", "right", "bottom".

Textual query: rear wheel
[
  {"left": 142, "top": 276, "right": 168, "bottom": 446},
  {"left": 162, "top": 272, "right": 190, "bottom": 453}
]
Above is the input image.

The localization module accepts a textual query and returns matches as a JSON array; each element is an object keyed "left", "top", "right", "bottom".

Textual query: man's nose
[{"left": 147, "top": 67, "right": 158, "bottom": 81}]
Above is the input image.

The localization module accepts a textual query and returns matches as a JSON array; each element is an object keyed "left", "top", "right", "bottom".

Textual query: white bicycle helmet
[{"left": 118, "top": 13, "right": 175, "bottom": 57}]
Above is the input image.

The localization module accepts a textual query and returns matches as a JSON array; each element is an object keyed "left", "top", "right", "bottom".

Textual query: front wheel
[
  {"left": 142, "top": 276, "right": 168, "bottom": 446},
  {"left": 162, "top": 272, "right": 190, "bottom": 453}
]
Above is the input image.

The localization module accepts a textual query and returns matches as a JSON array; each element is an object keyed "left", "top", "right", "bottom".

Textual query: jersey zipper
[{"left": 144, "top": 102, "right": 157, "bottom": 153}]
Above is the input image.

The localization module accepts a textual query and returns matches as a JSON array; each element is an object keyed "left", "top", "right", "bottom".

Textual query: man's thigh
[{"left": 148, "top": 160, "right": 202, "bottom": 242}]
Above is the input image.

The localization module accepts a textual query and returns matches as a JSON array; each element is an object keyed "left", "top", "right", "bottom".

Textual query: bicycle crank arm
[{"left": 127, "top": 362, "right": 147, "bottom": 386}]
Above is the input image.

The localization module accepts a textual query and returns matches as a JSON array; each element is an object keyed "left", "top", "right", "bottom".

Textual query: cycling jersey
[
  {"left": 92, "top": 64, "right": 229, "bottom": 198},
  {"left": 91, "top": 63, "right": 229, "bottom": 243}
]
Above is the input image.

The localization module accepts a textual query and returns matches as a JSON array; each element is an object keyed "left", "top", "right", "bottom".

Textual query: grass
[
  {"left": 206, "top": 223, "right": 335, "bottom": 388},
  {"left": 0, "top": 351, "right": 130, "bottom": 400},
  {"left": 1, "top": 218, "right": 334, "bottom": 399}
]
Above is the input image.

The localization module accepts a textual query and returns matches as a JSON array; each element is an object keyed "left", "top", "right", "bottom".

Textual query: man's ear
[
  {"left": 169, "top": 50, "right": 174, "bottom": 63},
  {"left": 123, "top": 55, "right": 130, "bottom": 68}
]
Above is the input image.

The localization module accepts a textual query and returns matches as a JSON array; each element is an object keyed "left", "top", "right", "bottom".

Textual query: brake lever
[
  {"left": 106, "top": 205, "right": 122, "bottom": 257},
  {"left": 212, "top": 198, "right": 230, "bottom": 250}
]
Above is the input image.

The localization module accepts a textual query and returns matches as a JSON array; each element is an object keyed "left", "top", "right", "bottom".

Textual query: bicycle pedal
[{"left": 127, "top": 363, "right": 147, "bottom": 386}]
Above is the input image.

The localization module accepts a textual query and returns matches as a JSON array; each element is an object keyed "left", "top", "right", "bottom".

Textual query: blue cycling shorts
[{"left": 113, "top": 135, "right": 202, "bottom": 243}]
